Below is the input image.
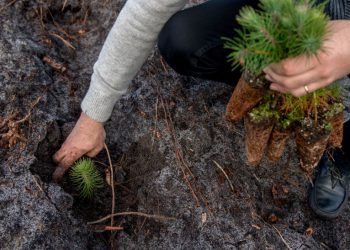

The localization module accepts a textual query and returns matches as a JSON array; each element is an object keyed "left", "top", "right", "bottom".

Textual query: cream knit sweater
[{"left": 81, "top": 0, "right": 187, "bottom": 122}]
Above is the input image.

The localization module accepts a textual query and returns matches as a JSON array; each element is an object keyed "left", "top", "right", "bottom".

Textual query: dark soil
[{"left": 1, "top": 0, "right": 350, "bottom": 249}]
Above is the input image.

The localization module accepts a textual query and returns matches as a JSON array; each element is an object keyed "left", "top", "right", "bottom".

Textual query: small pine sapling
[
  {"left": 70, "top": 158, "right": 104, "bottom": 199},
  {"left": 224, "top": 0, "right": 328, "bottom": 123},
  {"left": 294, "top": 85, "right": 344, "bottom": 172},
  {"left": 224, "top": 0, "right": 345, "bottom": 171}
]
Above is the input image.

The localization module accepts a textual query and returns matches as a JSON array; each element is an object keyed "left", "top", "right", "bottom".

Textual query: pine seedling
[
  {"left": 70, "top": 158, "right": 104, "bottom": 199},
  {"left": 224, "top": 0, "right": 329, "bottom": 76}
]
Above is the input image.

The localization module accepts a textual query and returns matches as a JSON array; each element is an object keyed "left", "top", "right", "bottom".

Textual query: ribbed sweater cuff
[{"left": 81, "top": 86, "right": 123, "bottom": 123}]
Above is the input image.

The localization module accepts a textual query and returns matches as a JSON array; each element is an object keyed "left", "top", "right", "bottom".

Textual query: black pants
[{"left": 158, "top": 0, "right": 350, "bottom": 156}]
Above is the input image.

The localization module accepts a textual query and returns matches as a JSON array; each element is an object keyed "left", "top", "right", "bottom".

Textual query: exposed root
[
  {"left": 157, "top": 87, "right": 211, "bottom": 212},
  {"left": 104, "top": 143, "right": 116, "bottom": 249},
  {"left": 87, "top": 212, "right": 176, "bottom": 225}
]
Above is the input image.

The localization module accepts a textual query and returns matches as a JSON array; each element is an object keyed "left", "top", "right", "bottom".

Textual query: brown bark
[
  {"left": 267, "top": 128, "right": 291, "bottom": 162},
  {"left": 225, "top": 73, "right": 266, "bottom": 123},
  {"left": 295, "top": 127, "right": 330, "bottom": 174},
  {"left": 328, "top": 112, "right": 344, "bottom": 148},
  {"left": 244, "top": 115, "right": 274, "bottom": 166}
]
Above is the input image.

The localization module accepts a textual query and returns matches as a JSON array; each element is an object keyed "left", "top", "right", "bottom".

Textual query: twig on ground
[
  {"left": 0, "top": 0, "right": 17, "bottom": 13},
  {"left": 152, "top": 96, "right": 159, "bottom": 144},
  {"left": 160, "top": 58, "right": 168, "bottom": 74},
  {"left": 159, "top": 95, "right": 200, "bottom": 206},
  {"left": 42, "top": 56, "right": 67, "bottom": 73},
  {"left": 50, "top": 33, "right": 76, "bottom": 50},
  {"left": 90, "top": 225, "right": 124, "bottom": 232},
  {"left": 94, "top": 160, "right": 110, "bottom": 168},
  {"left": 32, "top": 175, "right": 44, "bottom": 193},
  {"left": 212, "top": 160, "right": 234, "bottom": 193},
  {"left": 320, "top": 242, "right": 333, "bottom": 250},
  {"left": 253, "top": 213, "right": 292, "bottom": 250},
  {"left": 156, "top": 86, "right": 212, "bottom": 213},
  {"left": 103, "top": 226, "right": 124, "bottom": 231},
  {"left": 62, "top": 0, "right": 68, "bottom": 12},
  {"left": 104, "top": 143, "right": 116, "bottom": 248},
  {"left": 87, "top": 212, "right": 176, "bottom": 225}
]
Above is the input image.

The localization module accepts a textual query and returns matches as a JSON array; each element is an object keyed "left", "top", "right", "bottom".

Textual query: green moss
[
  {"left": 324, "top": 103, "right": 345, "bottom": 119},
  {"left": 323, "top": 122, "right": 333, "bottom": 132},
  {"left": 249, "top": 102, "right": 279, "bottom": 123},
  {"left": 70, "top": 158, "right": 104, "bottom": 199}
]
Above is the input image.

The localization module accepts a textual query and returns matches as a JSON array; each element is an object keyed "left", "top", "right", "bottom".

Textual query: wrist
[{"left": 79, "top": 112, "right": 104, "bottom": 127}]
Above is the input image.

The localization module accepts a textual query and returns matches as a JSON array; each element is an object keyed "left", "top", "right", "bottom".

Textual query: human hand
[
  {"left": 52, "top": 112, "right": 106, "bottom": 182},
  {"left": 263, "top": 20, "right": 350, "bottom": 97}
]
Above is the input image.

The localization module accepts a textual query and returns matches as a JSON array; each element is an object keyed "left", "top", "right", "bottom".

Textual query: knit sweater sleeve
[{"left": 81, "top": 0, "right": 187, "bottom": 122}]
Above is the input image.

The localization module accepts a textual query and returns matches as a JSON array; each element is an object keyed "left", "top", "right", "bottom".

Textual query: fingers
[
  {"left": 270, "top": 79, "right": 330, "bottom": 97},
  {"left": 52, "top": 147, "right": 86, "bottom": 182},
  {"left": 287, "top": 80, "right": 330, "bottom": 97},
  {"left": 264, "top": 66, "right": 320, "bottom": 90},
  {"left": 53, "top": 147, "right": 66, "bottom": 164},
  {"left": 269, "top": 83, "right": 288, "bottom": 94},
  {"left": 86, "top": 144, "right": 104, "bottom": 158},
  {"left": 52, "top": 164, "right": 66, "bottom": 183},
  {"left": 265, "top": 55, "right": 316, "bottom": 76},
  {"left": 264, "top": 53, "right": 334, "bottom": 96},
  {"left": 52, "top": 113, "right": 106, "bottom": 182}
]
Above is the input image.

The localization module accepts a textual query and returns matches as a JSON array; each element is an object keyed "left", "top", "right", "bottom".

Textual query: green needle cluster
[
  {"left": 224, "top": 0, "right": 329, "bottom": 76},
  {"left": 70, "top": 158, "right": 104, "bottom": 199}
]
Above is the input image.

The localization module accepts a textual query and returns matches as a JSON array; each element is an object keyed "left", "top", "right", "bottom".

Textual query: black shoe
[{"left": 309, "top": 150, "right": 350, "bottom": 219}]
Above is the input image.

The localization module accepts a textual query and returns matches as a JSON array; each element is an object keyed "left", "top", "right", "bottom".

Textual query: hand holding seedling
[
  {"left": 265, "top": 20, "right": 350, "bottom": 97},
  {"left": 52, "top": 112, "right": 106, "bottom": 182},
  {"left": 224, "top": 0, "right": 345, "bottom": 171}
]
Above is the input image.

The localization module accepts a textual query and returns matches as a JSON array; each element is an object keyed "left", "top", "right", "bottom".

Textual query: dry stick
[
  {"left": 158, "top": 90, "right": 212, "bottom": 212},
  {"left": 151, "top": 96, "right": 159, "bottom": 144},
  {"left": 103, "top": 226, "right": 124, "bottom": 232},
  {"left": 159, "top": 96, "right": 200, "bottom": 207},
  {"left": 160, "top": 57, "right": 168, "bottom": 74},
  {"left": 47, "top": 9, "right": 78, "bottom": 42},
  {"left": 34, "top": 6, "right": 45, "bottom": 31},
  {"left": 270, "top": 224, "right": 292, "bottom": 250},
  {"left": 82, "top": 9, "right": 89, "bottom": 25},
  {"left": 87, "top": 212, "right": 176, "bottom": 225},
  {"left": 0, "top": 0, "right": 17, "bottom": 13},
  {"left": 50, "top": 33, "right": 76, "bottom": 50},
  {"left": 253, "top": 213, "right": 292, "bottom": 250},
  {"left": 94, "top": 160, "right": 109, "bottom": 168},
  {"left": 62, "top": 0, "right": 68, "bottom": 11},
  {"left": 154, "top": 85, "right": 213, "bottom": 212},
  {"left": 104, "top": 144, "right": 116, "bottom": 234},
  {"left": 212, "top": 160, "right": 234, "bottom": 193},
  {"left": 161, "top": 97, "right": 195, "bottom": 179},
  {"left": 32, "top": 175, "right": 44, "bottom": 193}
]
